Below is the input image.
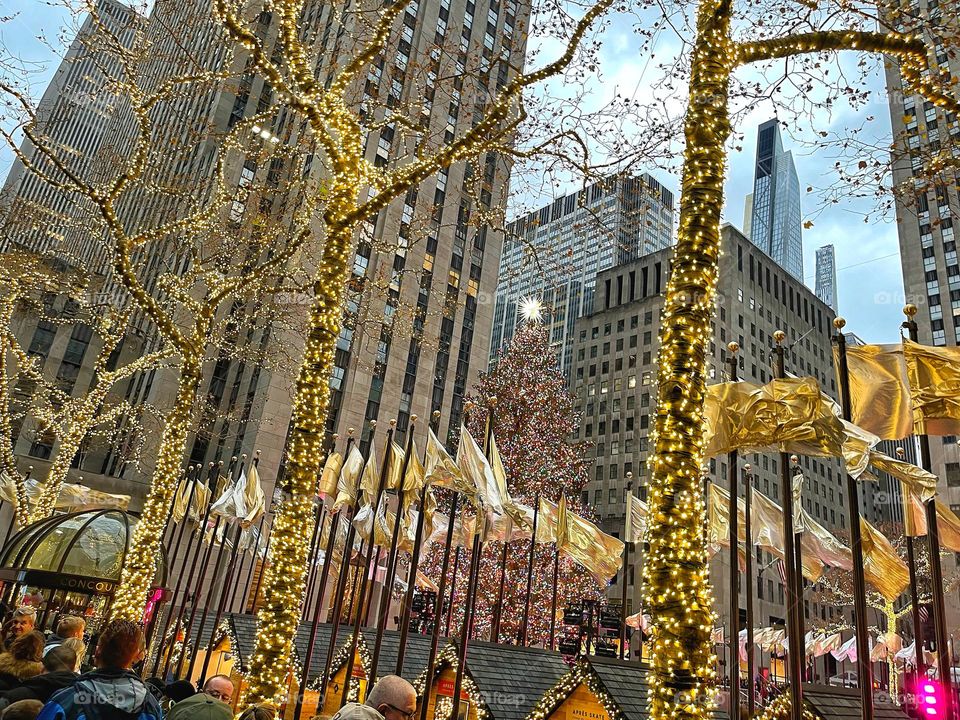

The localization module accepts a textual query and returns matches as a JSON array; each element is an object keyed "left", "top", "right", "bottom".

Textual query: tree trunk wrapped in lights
[
  {"left": 644, "top": 3, "right": 960, "bottom": 718},
  {"left": 214, "top": 0, "right": 618, "bottom": 702}
]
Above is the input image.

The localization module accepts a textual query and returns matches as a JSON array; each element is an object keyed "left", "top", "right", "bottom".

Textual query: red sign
[{"left": 436, "top": 679, "right": 470, "bottom": 701}]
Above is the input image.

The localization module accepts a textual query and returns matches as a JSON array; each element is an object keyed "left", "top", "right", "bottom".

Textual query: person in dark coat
[
  {"left": 0, "top": 647, "right": 78, "bottom": 710},
  {"left": 36, "top": 620, "right": 161, "bottom": 720},
  {"left": 0, "top": 633, "right": 44, "bottom": 693}
]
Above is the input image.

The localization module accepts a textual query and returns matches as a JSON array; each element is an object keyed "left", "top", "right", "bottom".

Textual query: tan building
[
  {"left": 0, "top": 0, "right": 527, "bottom": 505},
  {"left": 570, "top": 224, "right": 849, "bottom": 678}
]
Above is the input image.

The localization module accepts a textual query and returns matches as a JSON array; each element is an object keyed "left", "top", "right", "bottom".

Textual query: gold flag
[
  {"left": 333, "top": 445, "right": 366, "bottom": 512},
  {"left": 426, "top": 510, "right": 476, "bottom": 548},
  {"left": 358, "top": 439, "right": 383, "bottom": 500},
  {"left": 705, "top": 483, "right": 746, "bottom": 549},
  {"left": 401, "top": 437, "right": 426, "bottom": 516},
  {"left": 798, "top": 508, "right": 852, "bottom": 573},
  {"left": 387, "top": 441, "right": 405, "bottom": 491},
  {"left": 318, "top": 451, "right": 344, "bottom": 499},
  {"left": 172, "top": 477, "right": 194, "bottom": 524},
  {"left": 751, "top": 488, "right": 839, "bottom": 582},
  {"left": 902, "top": 485, "right": 960, "bottom": 551},
  {"left": 904, "top": 340, "right": 960, "bottom": 436},
  {"left": 625, "top": 493, "right": 648, "bottom": 545},
  {"left": 860, "top": 517, "right": 910, "bottom": 602},
  {"left": 704, "top": 377, "right": 846, "bottom": 460},
  {"left": 536, "top": 498, "right": 559, "bottom": 543},
  {"left": 555, "top": 496, "right": 625, "bottom": 584},
  {"left": 837, "top": 343, "right": 913, "bottom": 440},
  {"left": 868, "top": 450, "right": 937, "bottom": 502},
  {"left": 455, "top": 425, "right": 505, "bottom": 518},
  {"left": 484, "top": 434, "right": 527, "bottom": 542},
  {"left": 425, "top": 427, "right": 466, "bottom": 491},
  {"left": 241, "top": 463, "right": 265, "bottom": 528}
]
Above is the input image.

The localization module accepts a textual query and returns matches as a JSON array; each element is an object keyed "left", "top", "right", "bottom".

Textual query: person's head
[
  {"left": 60, "top": 638, "right": 85, "bottom": 671},
  {"left": 42, "top": 645, "right": 76, "bottom": 674},
  {"left": 93, "top": 619, "right": 144, "bottom": 670},
  {"left": 165, "top": 679, "right": 197, "bottom": 704},
  {"left": 7, "top": 608, "right": 35, "bottom": 638},
  {"left": 365, "top": 676, "right": 417, "bottom": 720},
  {"left": 237, "top": 706, "right": 275, "bottom": 720},
  {"left": 203, "top": 674, "right": 235, "bottom": 703},
  {"left": 9, "top": 632, "right": 43, "bottom": 663},
  {"left": 55, "top": 616, "right": 85, "bottom": 640},
  {"left": 0, "top": 699, "right": 42, "bottom": 720}
]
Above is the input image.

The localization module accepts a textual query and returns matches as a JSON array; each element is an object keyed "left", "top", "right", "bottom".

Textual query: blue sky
[{"left": 1, "top": 0, "right": 910, "bottom": 343}]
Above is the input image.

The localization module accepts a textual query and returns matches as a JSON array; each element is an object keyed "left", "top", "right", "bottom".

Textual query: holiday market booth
[
  {"left": 415, "top": 640, "right": 569, "bottom": 720},
  {"left": 0, "top": 509, "right": 168, "bottom": 630}
]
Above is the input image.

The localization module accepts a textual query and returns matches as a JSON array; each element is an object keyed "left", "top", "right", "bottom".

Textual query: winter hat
[{"left": 168, "top": 692, "right": 233, "bottom": 720}]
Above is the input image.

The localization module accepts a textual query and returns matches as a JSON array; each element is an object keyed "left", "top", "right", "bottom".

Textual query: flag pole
[
  {"left": 549, "top": 543, "right": 559, "bottom": 650},
  {"left": 450, "top": 402, "right": 495, "bottom": 718},
  {"left": 162, "top": 465, "right": 195, "bottom": 553},
  {"left": 419, "top": 486, "right": 462, "bottom": 720},
  {"left": 790, "top": 454, "right": 805, "bottom": 665},
  {"left": 771, "top": 331, "right": 804, "bottom": 720},
  {"left": 293, "top": 433, "right": 353, "bottom": 720},
  {"left": 148, "top": 465, "right": 198, "bottom": 666},
  {"left": 726, "top": 343, "right": 741, "bottom": 720},
  {"left": 490, "top": 540, "right": 509, "bottom": 643},
  {"left": 158, "top": 460, "right": 220, "bottom": 679},
  {"left": 744, "top": 463, "right": 755, "bottom": 719},
  {"left": 902, "top": 303, "right": 953, "bottom": 712},
  {"left": 518, "top": 492, "right": 541, "bottom": 646},
  {"left": 396, "top": 410, "right": 441, "bottom": 675},
  {"left": 341, "top": 420, "right": 397, "bottom": 708},
  {"left": 832, "top": 319, "right": 875, "bottom": 720},
  {"left": 319, "top": 425, "right": 370, "bottom": 709},
  {"left": 619, "top": 477, "right": 632, "bottom": 660},
  {"left": 301, "top": 483, "right": 328, "bottom": 622},
  {"left": 445, "top": 547, "right": 462, "bottom": 636},
  {"left": 198, "top": 451, "right": 261, "bottom": 686},
  {"left": 185, "top": 454, "right": 246, "bottom": 681},
  {"left": 370, "top": 416, "right": 418, "bottom": 684},
  {"left": 899, "top": 446, "right": 926, "bottom": 674}
]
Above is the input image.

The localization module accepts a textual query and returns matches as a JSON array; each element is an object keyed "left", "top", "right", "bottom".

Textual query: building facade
[
  {"left": 815, "top": 244, "right": 838, "bottom": 313},
  {"left": 0, "top": 0, "right": 528, "bottom": 503},
  {"left": 570, "top": 224, "right": 847, "bottom": 673},
  {"left": 747, "top": 119, "right": 804, "bottom": 282},
  {"left": 490, "top": 174, "right": 674, "bottom": 376}
]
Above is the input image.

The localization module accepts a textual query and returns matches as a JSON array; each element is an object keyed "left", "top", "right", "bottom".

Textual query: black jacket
[{"left": 0, "top": 670, "right": 79, "bottom": 708}]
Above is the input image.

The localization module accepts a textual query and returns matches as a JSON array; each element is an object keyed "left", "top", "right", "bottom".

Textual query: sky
[{"left": 0, "top": 0, "right": 911, "bottom": 343}]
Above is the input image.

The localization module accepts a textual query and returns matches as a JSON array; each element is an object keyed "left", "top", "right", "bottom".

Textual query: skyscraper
[
  {"left": 747, "top": 119, "right": 804, "bottom": 281},
  {"left": 815, "top": 244, "right": 838, "bottom": 312},
  {"left": 490, "top": 173, "right": 674, "bottom": 375},
  {"left": 0, "top": 0, "right": 528, "bottom": 498}
]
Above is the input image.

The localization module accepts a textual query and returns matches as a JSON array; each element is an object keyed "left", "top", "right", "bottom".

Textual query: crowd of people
[{"left": 0, "top": 604, "right": 420, "bottom": 720}]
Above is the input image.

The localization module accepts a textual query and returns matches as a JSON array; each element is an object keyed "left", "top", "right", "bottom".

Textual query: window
[{"left": 947, "top": 462, "right": 960, "bottom": 487}]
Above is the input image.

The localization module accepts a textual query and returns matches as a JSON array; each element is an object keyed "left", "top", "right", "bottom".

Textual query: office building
[
  {"left": 815, "top": 244, "right": 838, "bottom": 312},
  {"left": 746, "top": 119, "right": 804, "bottom": 281},
  {"left": 490, "top": 174, "right": 674, "bottom": 376},
  {"left": 0, "top": 0, "right": 528, "bottom": 500},
  {"left": 571, "top": 224, "right": 846, "bottom": 672}
]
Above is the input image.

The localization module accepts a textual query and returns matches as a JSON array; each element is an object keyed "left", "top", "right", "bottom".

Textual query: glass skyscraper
[
  {"left": 815, "top": 244, "right": 838, "bottom": 312},
  {"left": 747, "top": 119, "right": 804, "bottom": 281}
]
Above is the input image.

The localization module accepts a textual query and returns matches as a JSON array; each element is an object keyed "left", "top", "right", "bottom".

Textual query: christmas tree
[{"left": 423, "top": 314, "right": 604, "bottom": 646}]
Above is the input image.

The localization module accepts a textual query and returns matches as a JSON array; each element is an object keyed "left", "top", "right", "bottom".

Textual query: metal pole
[
  {"left": 791, "top": 456, "right": 805, "bottom": 665},
  {"left": 518, "top": 493, "right": 540, "bottom": 646},
  {"left": 727, "top": 343, "right": 741, "bottom": 720},
  {"left": 370, "top": 417, "right": 418, "bottom": 684},
  {"left": 396, "top": 410, "right": 440, "bottom": 674},
  {"left": 549, "top": 544, "right": 559, "bottom": 650},
  {"left": 620, "top": 472, "right": 635, "bottom": 660},
  {"left": 185, "top": 455, "right": 246, "bottom": 681},
  {"left": 490, "top": 540, "right": 509, "bottom": 643},
  {"left": 744, "top": 464, "right": 755, "bottom": 719},
  {"left": 772, "top": 331, "right": 803, "bottom": 720},
  {"left": 418, "top": 491, "right": 461, "bottom": 720},
  {"left": 237, "top": 509, "right": 269, "bottom": 613},
  {"left": 157, "top": 460, "right": 221, "bottom": 679},
  {"left": 341, "top": 422, "right": 397, "bottom": 708},
  {"left": 833, "top": 320, "right": 874, "bottom": 720},
  {"left": 293, "top": 434, "right": 351, "bottom": 720},
  {"left": 318, "top": 425, "right": 369, "bottom": 708},
  {"left": 301, "top": 495, "right": 327, "bottom": 623},
  {"left": 903, "top": 305, "right": 953, "bottom": 712},
  {"left": 446, "top": 548, "right": 461, "bottom": 636}
]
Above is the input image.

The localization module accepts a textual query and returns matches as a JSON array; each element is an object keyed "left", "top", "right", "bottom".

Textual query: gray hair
[{"left": 365, "top": 675, "right": 416, "bottom": 710}]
